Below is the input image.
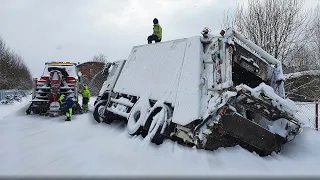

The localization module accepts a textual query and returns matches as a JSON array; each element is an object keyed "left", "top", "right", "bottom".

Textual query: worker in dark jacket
[
  {"left": 80, "top": 84, "right": 91, "bottom": 113},
  {"left": 59, "top": 94, "right": 74, "bottom": 121},
  {"left": 148, "top": 18, "right": 162, "bottom": 44}
]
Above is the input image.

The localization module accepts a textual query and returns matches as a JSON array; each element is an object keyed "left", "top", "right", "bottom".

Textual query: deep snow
[{"left": 0, "top": 96, "right": 320, "bottom": 176}]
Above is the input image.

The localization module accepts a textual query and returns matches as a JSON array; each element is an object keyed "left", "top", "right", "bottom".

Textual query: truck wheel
[
  {"left": 142, "top": 103, "right": 172, "bottom": 145},
  {"left": 141, "top": 106, "right": 163, "bottom": 138},
  {"left": 93, "top": 100, "right": 108, "bottom": 123},
  {"left": 26, "top": 104, "right": 32, "bottom": 115},
  {"left": 103, "top": 111, "right": 115, "bottom": 124},
  {"left": 127, "top": 97, "right": 151, "bottom": 136},
  {"left": 150, "top": 122, "right": 166, "bottom": 145},
  {"left": 127, "top": 100, "right": 150, "bottom": 136}
]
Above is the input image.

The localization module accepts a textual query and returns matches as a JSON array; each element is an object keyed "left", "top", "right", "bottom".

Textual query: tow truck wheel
[
  {"left": 26, "top": 109, "right": 31, "bottom": 115},
  {"left": 26, "top": 104, "right": 32, "bottom": 115},
  {"left": 93, "top": 100, "right": 108, "bottom": 123}
]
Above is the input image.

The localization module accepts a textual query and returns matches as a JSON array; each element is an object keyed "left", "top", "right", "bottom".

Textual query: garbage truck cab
[{"left": 93, "top": 28, "right": 301, "bottom": 156}]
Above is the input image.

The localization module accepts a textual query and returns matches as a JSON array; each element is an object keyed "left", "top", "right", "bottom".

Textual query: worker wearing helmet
[
  {"left": 147, "top": 18, "right": 162, "bottom": 44},
  {"left": 59, "top": 94, "right": 74, "bottom": 121},
  {"left": 81, "top": 84, "right": 91, "bottom": 113}
]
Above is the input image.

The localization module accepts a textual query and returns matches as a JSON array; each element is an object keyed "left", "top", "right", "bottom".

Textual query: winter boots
[{"left": 65, "top": 108, "right": 72, "bottom": 121}]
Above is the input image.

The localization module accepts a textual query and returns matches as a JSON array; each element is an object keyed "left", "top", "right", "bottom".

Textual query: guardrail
[{"left": 0, "top": 89, "right": 30, "bottom": 101}]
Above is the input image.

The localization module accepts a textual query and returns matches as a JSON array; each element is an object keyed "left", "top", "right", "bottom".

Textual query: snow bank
[
  {"left": 0, "top": 95, "right": 31, "bottom": 120},
  {"left": 0, "top": 99, "right": 320, "bottom": 175}
]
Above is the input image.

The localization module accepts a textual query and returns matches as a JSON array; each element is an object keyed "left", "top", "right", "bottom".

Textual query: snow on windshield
[{"left": 42, "top": 64, "right": 77, "bottom": 77}]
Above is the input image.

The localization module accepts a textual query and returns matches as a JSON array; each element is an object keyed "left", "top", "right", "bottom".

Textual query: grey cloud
[{"left": 0, "top": 0, "right": 315, "bottom": 76}]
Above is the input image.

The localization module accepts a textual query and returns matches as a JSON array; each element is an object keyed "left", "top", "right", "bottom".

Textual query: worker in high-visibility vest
[
  {"left": 147, "top": 18, "right": 162, "bottom": 44},
  {"left": 59, "top": 94, "right": 74, "bottom": 121},
  {"left": 80, "top": 84, "right": 91, "bottom": 113}
]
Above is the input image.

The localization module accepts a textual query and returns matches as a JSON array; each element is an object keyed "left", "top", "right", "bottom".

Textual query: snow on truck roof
[{"left": 114, "top": 36, "right": 203, "bottom": 125}]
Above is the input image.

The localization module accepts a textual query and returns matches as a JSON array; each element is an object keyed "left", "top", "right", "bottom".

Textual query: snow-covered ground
[
  {"left": 0, "top": 95, "right": 31, "bottom": 120},
  {"left": 0, "top": 96, "right": 320, "bottom": 176}
]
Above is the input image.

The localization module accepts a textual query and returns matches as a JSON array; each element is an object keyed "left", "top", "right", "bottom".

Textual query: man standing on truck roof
[
  {"left": 80, "top": 84, "right": 91, "bottom": 113},
  {"left": 59, "top": 94, "right": 74, "bottom": 121},
  {"left": 147, "top": 18, "right": 162, "bottom": 44}
]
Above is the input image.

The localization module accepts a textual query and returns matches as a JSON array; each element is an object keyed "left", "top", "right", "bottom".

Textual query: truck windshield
[{"left": 42, "top": 64, "right": 77, "bottom": 77}]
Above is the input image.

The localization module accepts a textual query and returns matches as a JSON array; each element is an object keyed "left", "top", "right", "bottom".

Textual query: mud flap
[{"left": 220, "top": 110, "right": 284, "bottom": 154}]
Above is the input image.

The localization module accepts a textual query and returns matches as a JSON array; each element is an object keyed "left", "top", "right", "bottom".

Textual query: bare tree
[
  {"left": 284, "top": 4, "right": 320, "bottom": 101},
  {"left": 92, "top": 53, "right": 108, "bottom": 63},
  {"left": 0, "top": 36, "right": 32, "bottom": 90},
  {"left": 234, "top": 0, "right": 309, "bottom": 64},
  {"left": 310, "top": 4, "right": 320, "bottom": 66},
  {"left": 232, "top": 0, "right": 320, "bottom": 101},
  {"left": 220, "top": 10, "right": 236, "bottom": 30}
]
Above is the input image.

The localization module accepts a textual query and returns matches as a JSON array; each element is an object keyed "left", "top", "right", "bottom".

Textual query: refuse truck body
[{"left": 93, "top": 28, "right": 301, "bottom": 156}]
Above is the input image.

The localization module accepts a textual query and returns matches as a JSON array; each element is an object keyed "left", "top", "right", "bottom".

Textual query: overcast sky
[{"left": 0, "top": 0, "right": 319, "bottom": 76}]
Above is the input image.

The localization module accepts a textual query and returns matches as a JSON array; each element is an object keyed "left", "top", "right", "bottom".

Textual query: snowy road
[{"left": 0, "top": 97, "right": 320, "bottom": 176}]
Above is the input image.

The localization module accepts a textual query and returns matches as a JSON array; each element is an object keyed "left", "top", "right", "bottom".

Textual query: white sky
[{"left": 0, "top": 0, "right": 319, "bottom": 76}]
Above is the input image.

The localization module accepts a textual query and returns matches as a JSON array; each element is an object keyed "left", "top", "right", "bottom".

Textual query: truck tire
[
  {"left": 26, "top": 104, "right": 32, "bottom": 115},
  {"left": 141, "top": 106, "right": 163, "bottom": 138},
  {"left": 142, "top": 103, "right": 172, "bottom": 145},
  {"left": 127, "top": 102, "right": 150, "bottom": 136},
  {"left": 150, "top": 122, "right": 165, "bottom": 145},
  {"left": 93, "top": 100, "right": 108, "bottom": 123},
  {"left": 73, "top": 102, "right": 82, "bottom": 114},
  {"left": 127, "top": 97, "right": 151, "bottom": 136}
]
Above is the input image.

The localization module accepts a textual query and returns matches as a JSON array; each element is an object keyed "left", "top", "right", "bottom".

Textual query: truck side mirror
[
  {"left": 102, "top": 63, "right": 112, "bottom": 78},
  {"left": 102, "top": 68, "right": 109, "bottom": 78}
]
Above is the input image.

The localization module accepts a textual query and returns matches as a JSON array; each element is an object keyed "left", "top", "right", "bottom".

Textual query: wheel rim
[
  {"left": 98, "top": 105, "right": 105, "bottom": 118},
  {"left": 133, "top": 111, "right": 141, "bottom": 123}
]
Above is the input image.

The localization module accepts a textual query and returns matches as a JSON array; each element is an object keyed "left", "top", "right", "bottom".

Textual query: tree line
[
  {"left": 0, "top": 36, "right": 32, "bottom": 90},
  {"left": 223, "top": 0, "right": 320, "bottom": 71},
  {"left": 223, "top": 0, "right": 320, "bottom": 100}
]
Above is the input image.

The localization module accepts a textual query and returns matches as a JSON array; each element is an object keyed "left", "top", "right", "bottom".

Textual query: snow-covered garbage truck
[
  {"left": 26, "top": 61, "right": 82, "bottom": 116},
  {"left": 93, "top": 28, "right": 301, "bottom": 156}
]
